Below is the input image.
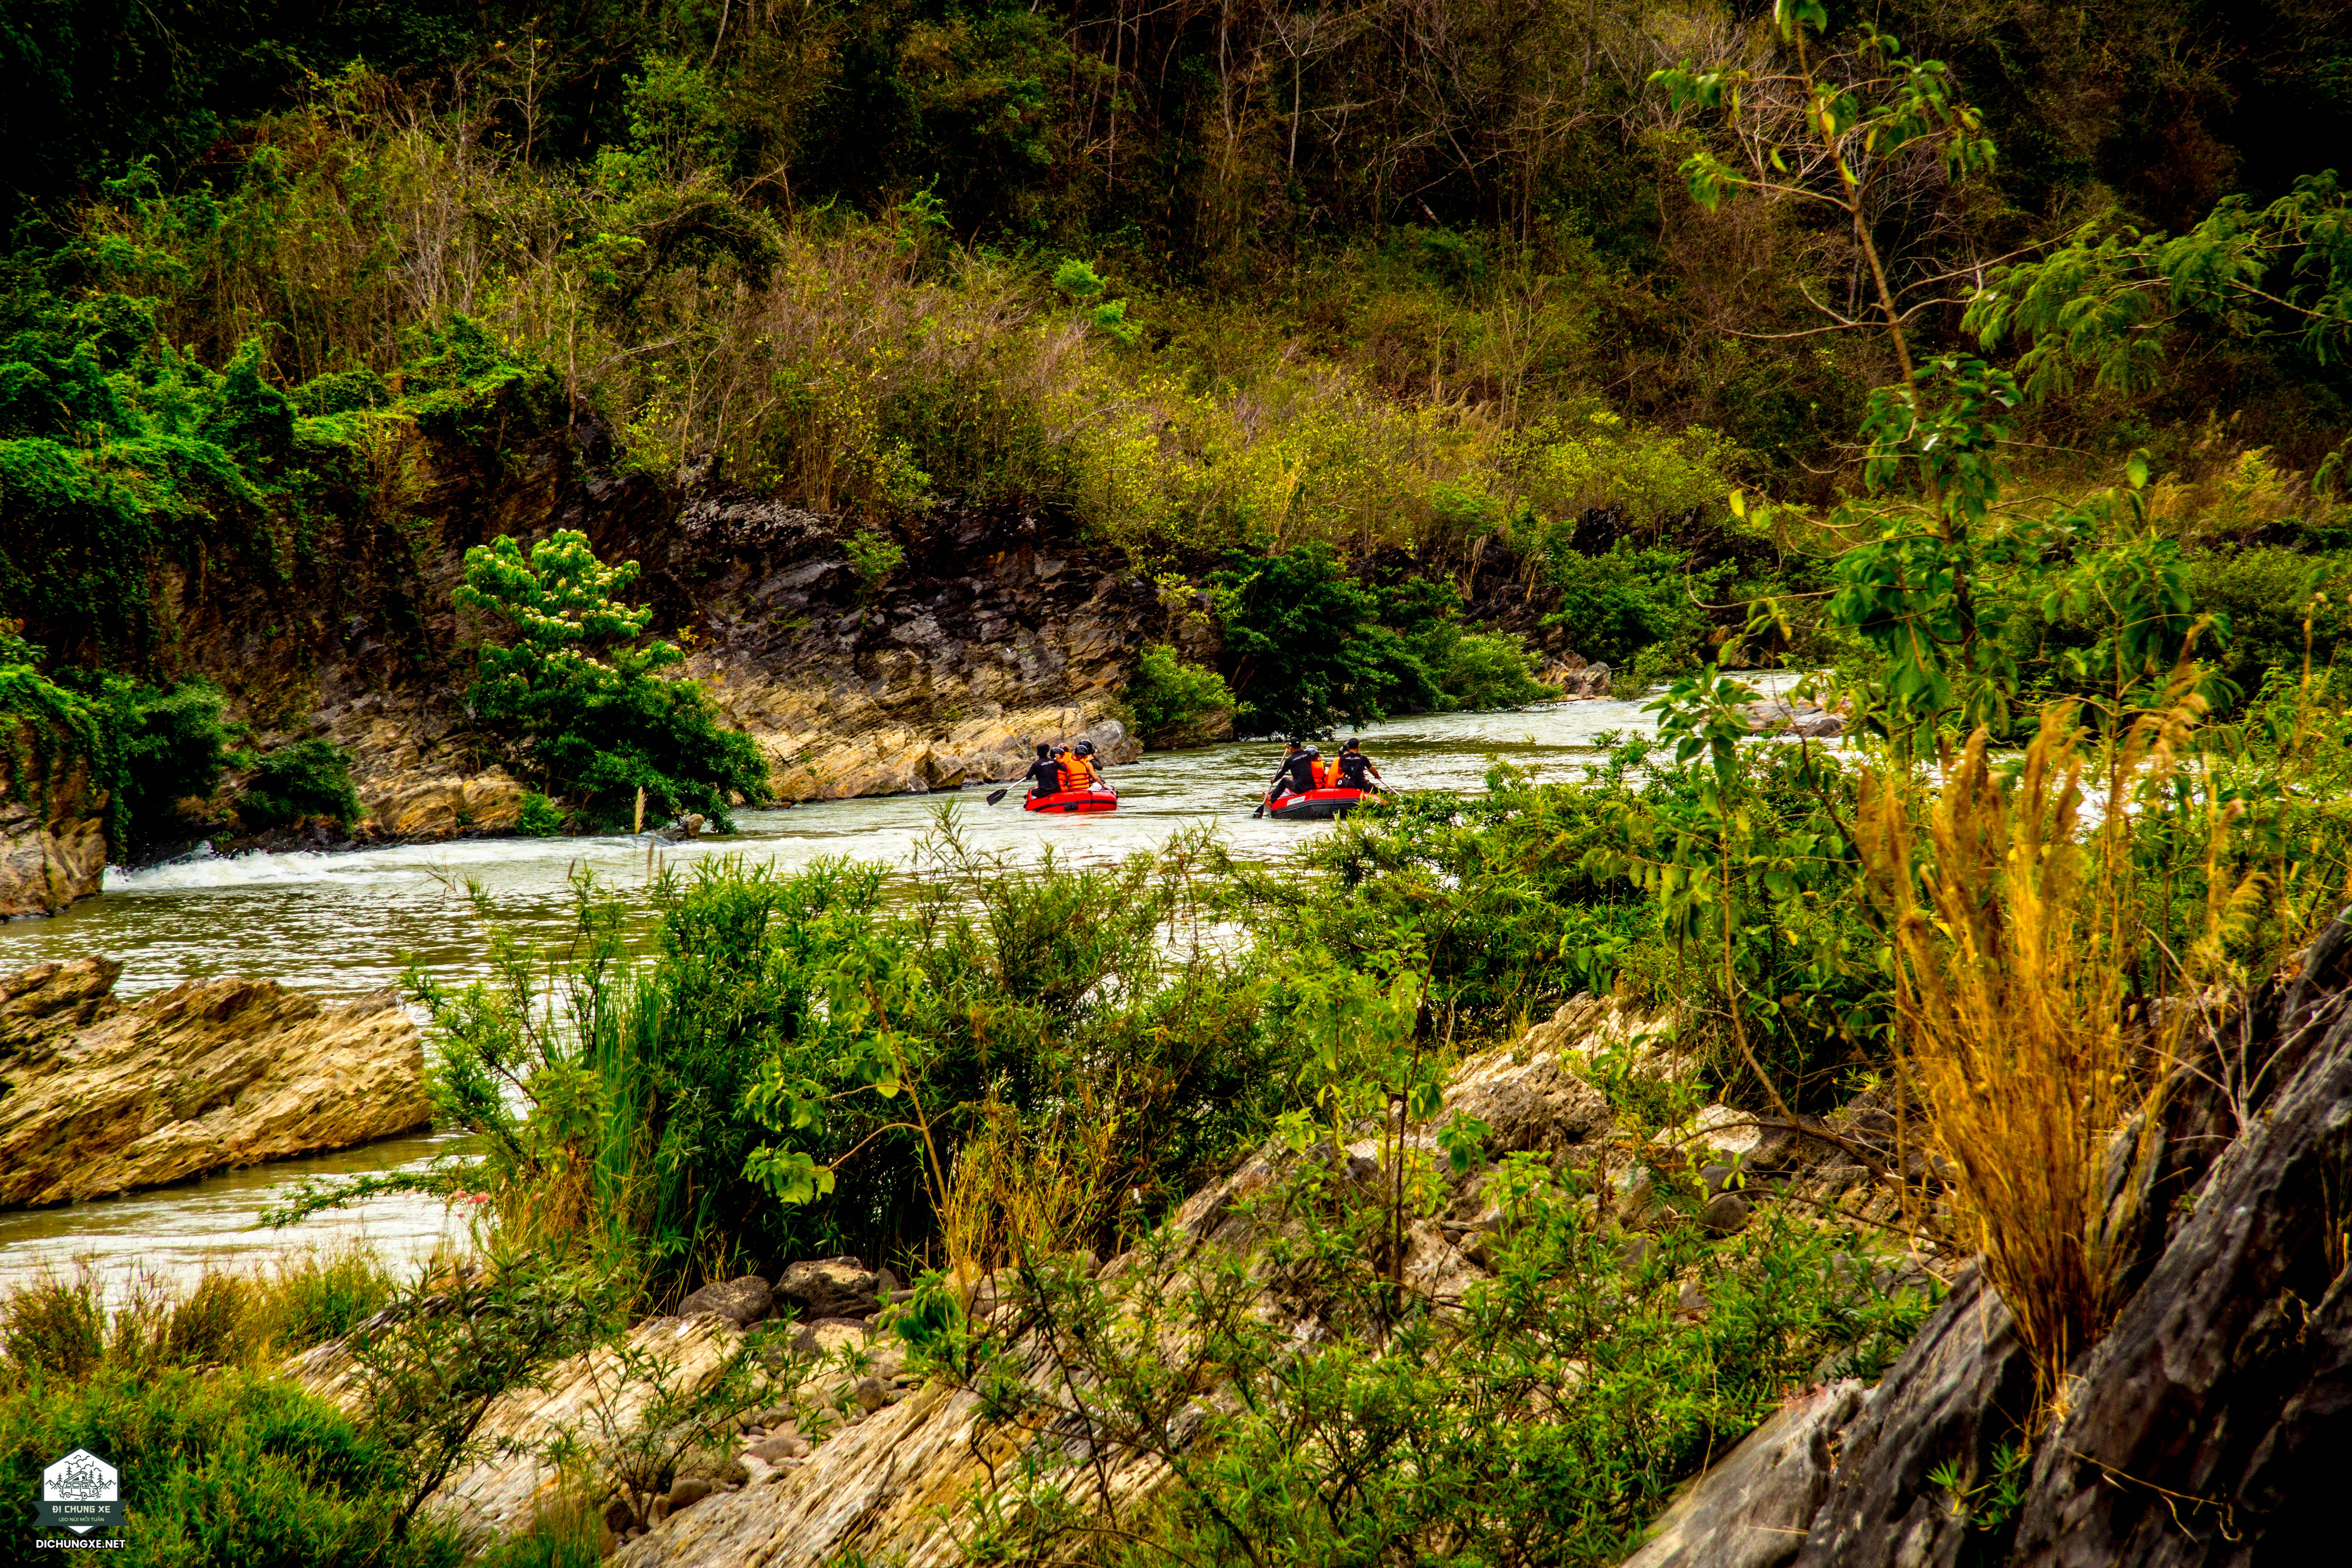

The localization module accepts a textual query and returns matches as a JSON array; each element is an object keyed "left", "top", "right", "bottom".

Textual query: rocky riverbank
[
  {"left": 158, "top": 451, "right": 1174, "bottom": 863},
  {"left": 0, "top": 958, "right": 431, "bottom": 1207},
  {"left": 0, "top": 745, "right": 108, "bottom": 918},
  {"left": 1623, "top": 919, "right": 2352, "bottom": 1568},
  {"left": 303, "top": 918, "right": 2352, "bottom": 1567}
]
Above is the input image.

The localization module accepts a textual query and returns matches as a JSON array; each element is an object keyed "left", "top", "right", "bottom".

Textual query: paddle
[{"left": 985, "top": 787, "right": 1010, "bottom": 805}]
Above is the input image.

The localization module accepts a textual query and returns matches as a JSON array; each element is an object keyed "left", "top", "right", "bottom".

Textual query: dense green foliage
[
  {"left": 233, "top": 738, "right": 363, "bottom": 833},
  {"left": 924, "top": 1163, "right": 1930, "bottom": 1568},
  {"left": 0, "top": 1255, "right": 451, "bottom": 1562},
  {"left": 1122, "top": 643, "right": 1235, "bottom": 745},
  {"left": 380, "top": 821, "right": 1289, "bottom": 1290},
  {"left": 104, "top": 678, "right": 236, "bottom": 850},
  {"left": 4, "top": 0, "right": 2347, "bottom": 749},
  {"left": 454, "top": 530, "right": 769, "bottom": 831}
]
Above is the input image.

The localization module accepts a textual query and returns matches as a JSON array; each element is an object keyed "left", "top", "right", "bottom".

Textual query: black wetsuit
[
  {"left": 1337, "top": 753, "right": 1374, "bottom": 789},
  {"left": 1024, "top": 758, "right": 1063, "bottom": 796},
  {"left": 1274, "top": 753, "right": 1319, "bottom": 799}
]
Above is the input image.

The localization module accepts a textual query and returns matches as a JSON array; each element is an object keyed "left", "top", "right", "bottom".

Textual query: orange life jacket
[
  {"left": 1058, "top": 756, "right": 1097, "bottom": 793},
  {"left": 1310, "top": 760, "right": 1330, "bottom": 789}
]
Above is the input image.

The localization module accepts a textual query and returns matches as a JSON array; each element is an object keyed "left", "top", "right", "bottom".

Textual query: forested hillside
[{"left": 3, "top": 0, "right": 2351, "bottom": 849}]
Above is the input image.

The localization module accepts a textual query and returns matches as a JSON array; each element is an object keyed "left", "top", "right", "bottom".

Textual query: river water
[{"left": 0, "top": 676, "right": 1801, "bottom": 1292}]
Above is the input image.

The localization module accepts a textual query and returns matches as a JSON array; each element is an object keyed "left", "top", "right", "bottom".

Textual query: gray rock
[
  {"left": 1700, "top": 1162, "right": 1737, "bottom": 1197},
  {"left": 792, "top": 1317, "right": 873, "bottom": 1358},
  {"left": 1702, "top": 1192, "right": 1752, "bottom": 1235},
  {"left": 666, "top": 1477, "right": 713, "bottom": 1514},
  {"left": 677, "top": 1452, "right": 750, "bottom": 1488},
  {"left": 1609, "top": 1166, "right": 1656, "bottom": 1228},
  {"left": 853, "top": 1377, "right": 888, "bottom": 1414},
  {"left": 1622, "top": 1381, "right": 1866, "bottom": 1568},
  {"left": 1741, "top": 696, "right": 1845, "bottom": 737},
  {"left": 1676, "top": 1279, "right": 1711, "bottom": 1319},
  {"left": 748, "top": 1432, "right": 808, "bottom": 1464},
  {"left": 776, "top": 1257, "right": 881, "bottom": 1319},
  {"left": 676, "top": 1275, "right": 774, "bottom": 1328},
  {"left": 1618, "top": 1236, "right": 1656, "bottom": 1274}
]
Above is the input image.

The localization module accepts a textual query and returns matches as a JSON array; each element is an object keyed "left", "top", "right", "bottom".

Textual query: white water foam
[{"left": 103, "top": 832, "right": 670, "bottom": 894}]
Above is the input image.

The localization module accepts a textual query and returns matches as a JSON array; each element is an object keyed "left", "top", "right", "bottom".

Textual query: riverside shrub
[
  {"left": 1, "top": 1367, "right": 462, "bottom": 1566},
  {"left": 1124, "top": 642, "right": 1233, "bottom": 744},
  {"left": 1210, "top": 544, "right": 1448, "bottom": 736},
  {"left": 105, "top": 677, "right": 237, "bottom": 851},
  {"left": 385, "top": 819, "right": 1289, "bottom": 1290},
  {"left": 921, "top": 1152, "right": 1934, "bottom": 1568},
  {"left": 235, "top": 738, "right": 363, "bottom": 832},
  {"left": 453, "top": 529, "right": 768, "bottom": 832},
  {"left": 0, "top": 1258, "right": 441, "bottom": 1565}
]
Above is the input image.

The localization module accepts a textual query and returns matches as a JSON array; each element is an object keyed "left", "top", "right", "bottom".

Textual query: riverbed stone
[
  {"left": 0, "top": 964, "right": 433, "bottom": 1208},
  {"left": 776, "top": 1258, "right": 881, "bottom": 1320},
  {"left": 1702, "top": 1192, "right": 1752, "bottom": 1235},
  {"left": 791, "top": 1318, "right": 873, "bottom": 1359},
  {"left": 676, "top": 1276, "right": 774, "bottom": 1328}
]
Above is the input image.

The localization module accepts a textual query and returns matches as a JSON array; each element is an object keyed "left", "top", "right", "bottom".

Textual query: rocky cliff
[
  {"left": 150, "top": 420, "right": 1168, "bottom": 847},
  {"left": 0, "top": 743, "right": 107, "bottom": 918},
  {"left": 0, "top": 958, "right": 432, "bottom": 1207}
]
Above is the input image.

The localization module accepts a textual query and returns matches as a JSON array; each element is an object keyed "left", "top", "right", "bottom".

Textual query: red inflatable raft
[
  {"left": 1024, "top": 784, "right": 1120, "bottom": 814},
  {"left": 1264, "top": 786, "right": 1374, "bottom": 821}
]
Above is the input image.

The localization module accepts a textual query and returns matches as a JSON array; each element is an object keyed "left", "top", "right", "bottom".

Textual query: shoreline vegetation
[{"left": 5, "top": 0, "right": 2352, "bottom": 1559}]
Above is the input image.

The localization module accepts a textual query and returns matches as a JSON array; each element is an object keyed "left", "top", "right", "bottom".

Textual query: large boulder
[
  {"left": 0, "top": 962, "right": 433, "bottom": 1207},
  {"left": 774, "top": 1259, "right": 881, "bottom": 1321},
  {"left": 676, "top": 1276, "right": 774, "bottom": 1328}
]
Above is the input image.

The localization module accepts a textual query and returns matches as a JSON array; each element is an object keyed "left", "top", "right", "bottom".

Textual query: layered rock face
[
  {"left": 0, "top": 746, "right": 107, "bottom": 918},
  {"left": 267, "top": 483, "right": 1164, "bottom": 832},
  {"left": 1623, "top": 917, "right": 2352, "bottom": 1568},
  {"left": 589, "top": 492, "right": 1156, "bottom": 799},
  {"left": 0, "top": 958, "right": 432, "bottom": 1207}
]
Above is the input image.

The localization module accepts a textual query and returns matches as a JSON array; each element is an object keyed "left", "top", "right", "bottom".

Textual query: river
[{"left": 0, "top": 677, "right": 1802, "bottom": 1293}]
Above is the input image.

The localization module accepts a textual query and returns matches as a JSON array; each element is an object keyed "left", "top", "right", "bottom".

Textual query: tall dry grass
[
  {"left": 938, "top": 1093, "right": 1126, "bottom": 1295},
  {"left": 1857, "top": 694, "right": 2216, "bottom": 1412}
]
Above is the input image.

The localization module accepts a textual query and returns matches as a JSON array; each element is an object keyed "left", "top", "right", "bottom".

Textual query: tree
[{"left": 454, "top": 529, "right": 769, "bottom": 831}]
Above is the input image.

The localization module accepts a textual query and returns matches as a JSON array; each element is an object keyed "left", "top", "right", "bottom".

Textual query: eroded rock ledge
[
  {"left": 0, "top": 747, "right": 108, "bottom": 919},
  {"left": 0, "top": 957, "right": 432, "bottom": 1208}
]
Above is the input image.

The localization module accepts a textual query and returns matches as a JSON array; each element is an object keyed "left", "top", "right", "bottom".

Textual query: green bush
[
  {"left": 454, "top": 529, "right": 769, "bottom": 833},
  {"left": 515, "top": 791, "right": 567, "bottom": 838},
  {"left": 236, "top": 739, "right": 362, "bottom": 832},
  {"left": 1211, "top": 545, "right": 1447, "bottom": 737},
  {"left": 843, "top": 529, "right": 905, "bottom": 600},
  {"left": 924, "top": 1151, "right": 1933, "bottom": 1568},
  {"left": 2185, "top": 545, "right": 2352, "bottom": 701},
  {"left": 1541, "top": 544, "right": 1727, "bottom": 671},
  {"left": 1426, "top": 626, "right": 1556, "bottom": 710},
  {"left": 107, "top": 677, "right": 237, "bottom": 851},
  {"left": 1125, "top": 643, "right": 1234, "bottom": 745},
  {"left": 393, "top": 819, "right": 1289, "bottom": 1289},
  {"left": 1, "top": 1366, "right": 462, "bottom": 1563}
]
